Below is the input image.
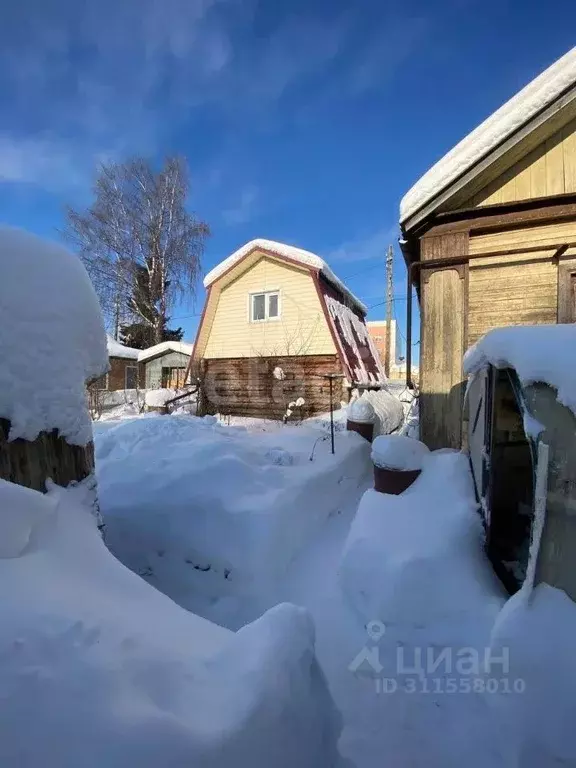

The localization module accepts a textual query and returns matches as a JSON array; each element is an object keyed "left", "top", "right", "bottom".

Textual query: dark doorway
[{"left": 486, "top": 369, "right": 534, "bottom": 594}]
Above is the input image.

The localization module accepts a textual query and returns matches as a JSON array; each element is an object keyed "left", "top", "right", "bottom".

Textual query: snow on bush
[
  {"left": 0, "top": 479, "right": 343, "bottom": 767},
  {"left": 0, "top": 227, "right": 107, "bottom": 444},
  {"left": 95, "top": 415, "right": 371, "bottom": 604},
  {"left": 339, "top": 451, "right": 502, "bottom": 626},
  {"left": 371, "top": 434, "right": 429, "bottom": 471},
  {"left": 464, "top": 324, "right": 576, "bottom": 416},
  {"left": 487, "top": 584, "right": 576, "bottom": 766}
]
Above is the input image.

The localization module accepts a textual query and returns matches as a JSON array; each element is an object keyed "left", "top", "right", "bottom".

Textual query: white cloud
[{"left": 222, "top": 185, "right": 259, "bottom": 225}]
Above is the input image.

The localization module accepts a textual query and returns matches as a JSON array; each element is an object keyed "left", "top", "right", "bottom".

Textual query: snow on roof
[
  {"left": 106, "top": 335, "right": 140, "bottom": 360},
  {"left": 0, "top": 227, "right": 108, "bottom": 445},
  {"left": 137, "top": 340, "right": 193, "bottom": 362},
  {"left": 463, "top": 324, "right": 576, "bottom": 415},
  {"left": 400, "top": 47, "right": 576, "bottom": 225},
  {"left": 203, "top": 238, "right": 366, "bottom": 313}
]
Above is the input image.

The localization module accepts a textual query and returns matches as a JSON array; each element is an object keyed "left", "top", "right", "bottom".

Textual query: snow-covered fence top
[
  {"left": 400, "top": 47, "right": 576, "bottom": 224},
  {"left": 203, "top": 238, "right": 366, "bottom": 314},
  {"left": 464, "top": 324, "right": 576, "bottom": 416},
  {"left": 0, "top": 228, "right": 108, "bottom": 445}
]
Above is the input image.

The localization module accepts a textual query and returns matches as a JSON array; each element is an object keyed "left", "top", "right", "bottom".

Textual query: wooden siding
[
  {"left": 200, "top": 355, "right": 344, "bottom": 419},
  {"left": 468, "top": 221, "right": 576, "bottom": 344},
  {"left": 419, "top": 267, "right": 466, "bottom": 449},
  {"left": 202, "top": 255, "right": 336, "bottom": 359},
  {"left": 468, "top": 117, "right": 576, "bottom": 207},
  {"left": 91, "top": 357, "right": 144, "bottom": 391},
  {"left": 144, "top": 351, "right": 191, "bottom": 388}
]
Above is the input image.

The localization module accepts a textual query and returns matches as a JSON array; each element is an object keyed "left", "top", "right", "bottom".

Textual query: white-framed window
[{"left": 250, "top": 290, "right": 280, "bottom": 322}]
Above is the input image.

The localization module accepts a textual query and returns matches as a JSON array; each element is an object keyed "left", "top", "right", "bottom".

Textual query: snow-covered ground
[
  {"left": 0, "top": 479, "right": 342, "bottom": 767},
  {"left": 95, "top": 414, "right": 371, "bottom": 621},
  {"left": 92, "top": 407, "right": 576, "bottom": 767}
]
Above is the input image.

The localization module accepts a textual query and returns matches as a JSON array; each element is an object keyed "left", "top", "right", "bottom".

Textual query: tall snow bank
[
  {"left": 464, "top": 324, "right": 576, "bottom": 415},
  {"left": 95, "top": 415, "right": 371, "bottom": 604},
  {"left": 0, "top": 479, "right": 342, "bottom": 767},
  {"left": 0, "top": 228, "right": 107, "bottom": 444},
  {"left": 487, "top": 584, "right": 576, "bottom": 766},
  {"left": 339, "top": 451, "right": 503, "bottom": 626}
]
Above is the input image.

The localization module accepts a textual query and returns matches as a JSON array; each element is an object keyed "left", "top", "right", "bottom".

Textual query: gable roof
[
  {"left": 138, "top": 341, "right": 193, "bottom": 363},
  {"left": 106, "top": 335, "right": 140, "bottom": 360},
  {"left": 401, "top": 47, "right": 576, "bottom": 227},
  {"left": 203, "top": 238, "right": 366, "bottom": 314}
]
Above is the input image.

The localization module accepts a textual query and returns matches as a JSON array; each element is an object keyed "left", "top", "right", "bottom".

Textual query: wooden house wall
[
  {"left": 202, "top": 255, "right": 336, "bottom": 359},
  {"left": 200, "top": 354, "right": 345, "bottom": 419},
  {"left": 144, "top": 351, "right": 191, "bottom": 388},
  {"left": 468, "top": 221, "right": 576, "bottom": 344},
  {"left": 92, "top": 357, "right": 144, "bottom": 391}
]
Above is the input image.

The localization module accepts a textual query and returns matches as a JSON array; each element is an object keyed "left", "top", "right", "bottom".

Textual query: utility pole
[{"left": 385, "top": 244, "right": 394, "bottom": 378}]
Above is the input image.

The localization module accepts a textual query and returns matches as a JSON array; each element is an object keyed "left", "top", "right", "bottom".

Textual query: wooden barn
[
  {"left": 190, "top": 239, "right": 385, "bottom": 418},
  {"left": 138, "top": 341, "right": 193, "bottom": 389},
  {"left": 92, "top": 336, "right": 143, "bottom": 391},
  {"left": 400, "top": 47, "right": 576, "bottom": 449}
]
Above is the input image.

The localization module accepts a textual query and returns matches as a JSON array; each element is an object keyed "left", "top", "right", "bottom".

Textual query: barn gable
[{"left": 401, "top": 48, "right": 576, "bottom": 231}]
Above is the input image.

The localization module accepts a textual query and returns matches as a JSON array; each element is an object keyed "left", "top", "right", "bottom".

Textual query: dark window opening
[
  {"left": 487, "top": 369, "right": 534, "bottom": 594},
  {"left": 125, "top": 365, "right": 138, "bottom": 390}
]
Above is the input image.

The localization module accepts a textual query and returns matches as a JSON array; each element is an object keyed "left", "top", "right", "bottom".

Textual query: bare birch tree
[{"left": 64, "top": 156, "right": 209, "bottom": 343}]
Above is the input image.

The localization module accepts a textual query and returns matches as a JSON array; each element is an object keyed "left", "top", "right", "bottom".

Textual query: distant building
[
  {"left": 366, "top": 320, "right": 399, "bottom": 369},
  {"left": 91, "top": 336, "right": 143, "bottom": 391},
  {"left": 192, "top": 238, "right": 385, "bottom": 418},
  {"left": 138, "top": 341, "right": 193, "bottom": 389}
]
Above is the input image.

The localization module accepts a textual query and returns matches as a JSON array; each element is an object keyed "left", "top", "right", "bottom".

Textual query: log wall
[{"left": 200, "top": 355, "right": 346, "bottom": 419}]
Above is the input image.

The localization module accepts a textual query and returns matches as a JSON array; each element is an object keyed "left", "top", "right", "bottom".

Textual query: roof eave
[{"left": 401, "top": 80, "right": 576, "bottom": 234}]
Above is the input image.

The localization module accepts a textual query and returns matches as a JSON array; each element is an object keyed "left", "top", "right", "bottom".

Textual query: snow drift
[
  {"left": 339, "top": 451, "right": 502, "bottom": 626},
  {"left": 95, "top": 415, "right": 371, "bottom": 606},
  {"left": 0, "top": 479, "right": 343, "bottom": 768},
  {"left": 488, "top": 583, "right": 576, "bottom": 766},
  {"left": 0, "top": 227, "right": 108, "bottom": 444}
]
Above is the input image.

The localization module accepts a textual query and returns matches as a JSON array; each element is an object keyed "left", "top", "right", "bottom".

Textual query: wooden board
[
  {"left": 200, "top": 355, "right": 344, "bottom": 419},
  {"left": 468, "top": 222, "right": 576, "bottom": 344},
  {"left": 468, "top": 117, "right": 576, "bottom": 207},
  {"left": 420, "top": 268, "right": 466, "bottom": 449}
]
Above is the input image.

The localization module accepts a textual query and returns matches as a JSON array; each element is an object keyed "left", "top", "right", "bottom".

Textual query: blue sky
[{"left": 1, "top": 0, "right": 575, "bottom": 360}]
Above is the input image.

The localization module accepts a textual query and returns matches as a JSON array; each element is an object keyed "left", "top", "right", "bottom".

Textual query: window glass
[
  {"left": 268, "top": 293, "right": 279, "bottom": 318},
  {"left": 252, "top": 293, "right": 266, "bottom": 320}
]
